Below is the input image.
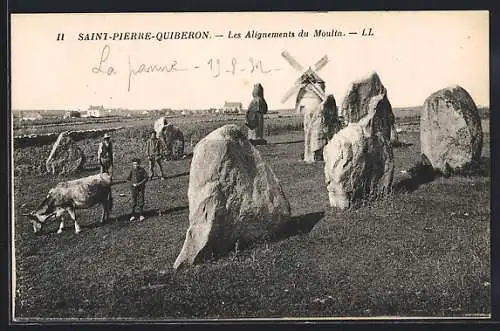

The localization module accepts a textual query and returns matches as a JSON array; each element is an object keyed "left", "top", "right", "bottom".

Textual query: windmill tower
[{"left": 280, "top": 51, "right": 329, "bottom": 114}]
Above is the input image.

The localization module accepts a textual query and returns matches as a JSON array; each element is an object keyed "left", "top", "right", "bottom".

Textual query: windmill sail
[{"left": 281, "top": 50, "right": 304, "bottom": 72}]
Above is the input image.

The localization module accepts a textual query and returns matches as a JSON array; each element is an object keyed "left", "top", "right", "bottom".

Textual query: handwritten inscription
[
  {"left": 91, "top": 45, "right": 281, "bottom": 91},
  {"left": 207, "top": 57, "right": 276, "bottom": 78},
  {"left": 128, "top": 57, "right": 186, "bottom": 91},
  {"left": 92, "top": 45, "right": 117, "bottom": 75}
]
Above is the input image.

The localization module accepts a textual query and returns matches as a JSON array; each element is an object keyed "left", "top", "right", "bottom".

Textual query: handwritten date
[{"left": 207, "top": 57, "right": 276, "bottom": 77}]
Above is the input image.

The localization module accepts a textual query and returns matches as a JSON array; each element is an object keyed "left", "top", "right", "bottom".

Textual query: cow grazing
[{"left": 25, "top": 173, "right": 113, "bottom": 234}]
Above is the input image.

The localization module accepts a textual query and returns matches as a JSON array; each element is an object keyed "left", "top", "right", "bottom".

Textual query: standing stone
[
  {"left": 46, "top": 131, "right": 86, "bottom": 175},
  {"left": 324, "top": 95, "right": 395, "bottom": 209},
  {"left": 173, "top": 124, "right": 291, "bottom": 270},
  {"left": 303, "top": 94, "right": 343, "bottom": 163},
  {"left": 295, "top": 74, "right": 328, "bottom": 162},
  {"left": 323, "top": 95, "right": 344, "bottom": 142},
  {"left": 165, "top": 124, "right": 185, "bottom": 158},
  {"left": 154, "top": 116, "right": 168, "bottom": 139},
  {"left": 246, "top": 83, "right": 268, "bottom": 145},
  {"left": 155, "top": 117, "right": 185, "bottom": 158},
  {"left": 340, "top": 72, "right": 398, "bottom": 143},
  {"left": 420, "top": 85, "right": 483, "bottom": 173}
]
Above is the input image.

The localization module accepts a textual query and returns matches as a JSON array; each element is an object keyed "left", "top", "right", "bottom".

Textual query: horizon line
[{"left": 11, "top": 104, "right": 492, "bottom": 112}]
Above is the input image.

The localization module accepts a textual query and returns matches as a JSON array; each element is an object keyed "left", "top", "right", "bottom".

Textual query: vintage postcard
[{"left": 10, "top": 11, "right": 490, "bottom": 321}]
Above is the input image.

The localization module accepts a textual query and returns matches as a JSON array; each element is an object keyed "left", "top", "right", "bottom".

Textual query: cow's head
[
  {"left": 23, "top": 194, "right": 56, "bottom": 233},
  {"left": 24, "top": 208, "right": 65, "bottom": 233},
  {"left": 25, "top": 211, "right": 45, "bottom": 233}
]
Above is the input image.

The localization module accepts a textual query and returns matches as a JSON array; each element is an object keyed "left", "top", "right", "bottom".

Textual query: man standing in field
[
  {"left": 98, "top": 133, "right": 114, "bottom": 175},
  {"left": 147, "top": 130, "right": 165, "bottom": 180},
  {"left": 127, "top": 158, "right": 148, "bottom": 222}
]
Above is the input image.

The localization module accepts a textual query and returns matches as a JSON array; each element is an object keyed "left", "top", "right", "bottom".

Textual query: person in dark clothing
[
  {"left": 146, "top": 131, "right": 165, "bottom": 180},
  {"left": 127, "top": 158, "right": 148, "bottom": 221},
  {"left": 98, "top": 133, "right": 114, "bottom": 175}
]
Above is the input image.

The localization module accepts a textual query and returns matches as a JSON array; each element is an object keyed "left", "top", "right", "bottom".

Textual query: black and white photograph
[{"left": 10, "top": 11, "right": 490, "bottom": 320}]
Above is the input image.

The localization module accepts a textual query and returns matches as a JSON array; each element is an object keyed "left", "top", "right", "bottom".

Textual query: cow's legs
[
  {"left": 57, "top": 221, "right": 64, "bottom": 234},
  {"left": 67, "top": 208, "right": 80, "bottom": 234},
  {"left": 101, "top": 192, "right": 113, "bottom": 223},
  {"left": 100, "top": 203, "right": 107, "bottom": 223}
]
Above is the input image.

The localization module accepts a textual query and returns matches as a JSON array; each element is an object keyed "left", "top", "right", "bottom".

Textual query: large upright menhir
[
  {"left": 46, "top": 131, "right": 86, "bottom": 175},
  {"left": 154, "top": 116, "right": 185, "bottom": 158},
  {"left": 340, "top": 72, "right": 398, "bottom": 144},
  {"left": 324, "top": 94, "right": 395, "bottom": 209},
  {"left": 420, "top": 85, "right": 483, "bottom": 173},
  {"left": 246, "top": 83, "right": 268, "bottom": 145},
  {"left": 174, "top": 124, "right": 292, "bottom": 270},
  {"left": 154, "top": 116, "right": 168, "bottom": 140}
]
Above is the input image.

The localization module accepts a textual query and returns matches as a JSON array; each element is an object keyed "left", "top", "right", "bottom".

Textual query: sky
[{"left": 11, "top": 11, "right": 489, "bottom": 111}]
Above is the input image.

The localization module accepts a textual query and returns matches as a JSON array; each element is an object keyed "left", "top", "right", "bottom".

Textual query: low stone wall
[{"left": 13, "top": 127, "right": 124, "bottom": 149}]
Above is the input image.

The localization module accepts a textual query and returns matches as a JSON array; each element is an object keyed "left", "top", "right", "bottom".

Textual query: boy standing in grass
[{"left": 127, "top": 157, "right": 148, "bottom": 221}]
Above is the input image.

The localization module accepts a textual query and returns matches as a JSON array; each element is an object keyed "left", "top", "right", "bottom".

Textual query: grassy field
[
  {"left": 13, "top": 113, "right": 246, "bottom": 136},
  {"left": 12, "top": 115, "right": 303, "bottom": 176},
  {"left": 12, "top": 118, "right": 491, "bottom": 319}
]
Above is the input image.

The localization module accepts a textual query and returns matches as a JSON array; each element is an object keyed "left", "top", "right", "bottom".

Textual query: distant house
[
  {"left": 63, "top": 111, "right": 81, "bottom": 119},
  {"left": 81, "top": 105, "right": 105, "bottom": 118},
  {"left": 222, "top": 101, "right": 243, "bottom": 114},
  {"left": 181, "top": 110, "right": 194, "bottom": 116},
  {"left": 21, "top": 112, "right": 43, "bottom": 121}
]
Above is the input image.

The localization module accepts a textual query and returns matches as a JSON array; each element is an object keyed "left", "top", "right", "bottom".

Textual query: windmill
[{"left": 280, "top": 51, "right": 329, "bottom": 113}]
